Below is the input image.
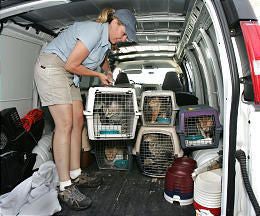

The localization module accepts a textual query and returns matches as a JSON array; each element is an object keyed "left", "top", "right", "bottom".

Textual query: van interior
[{"left": 1, "top": 0, "right": 260, "bottom": 215}]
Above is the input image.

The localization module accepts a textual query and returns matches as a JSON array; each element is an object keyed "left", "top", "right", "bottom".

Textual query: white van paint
[{"left": 0, "top": 23, "right": 51, "bottom": 116}]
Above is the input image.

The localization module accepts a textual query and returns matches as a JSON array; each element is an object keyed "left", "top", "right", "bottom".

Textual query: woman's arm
[
  {"left": 101, "top": 57, "right": 113, "bottom": 82},
  {"left": 64, "top": 40, "right": 111, "bottom": 85}
]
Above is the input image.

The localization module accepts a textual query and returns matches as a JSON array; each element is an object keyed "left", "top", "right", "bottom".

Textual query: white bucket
[
  {"left": 194, "top": 169, "right": 222, "bottom": 209},
  {"left": 192, "top": 149, "right": 219, "bottom": 166}
]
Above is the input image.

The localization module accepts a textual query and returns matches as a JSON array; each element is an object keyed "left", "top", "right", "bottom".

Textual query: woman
[{"left": 34, "top": 8, "right": 137, "bottom": 210}]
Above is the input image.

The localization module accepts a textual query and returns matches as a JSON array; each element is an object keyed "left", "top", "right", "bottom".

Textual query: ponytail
[{"left": 96, "top": 8, "right": 115, "bottom": 23}]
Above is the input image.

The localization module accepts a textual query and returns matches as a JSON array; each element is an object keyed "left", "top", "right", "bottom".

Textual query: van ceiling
[{"left": 1, "top": 0, "right": 192, "bottom": 60}]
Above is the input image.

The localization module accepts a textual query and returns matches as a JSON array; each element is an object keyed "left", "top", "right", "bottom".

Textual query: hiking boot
[
  {"left": 72, "top": 172, "right": 103, "bottom": 188},
  {"left": 58, "top": 184, "right": 92, "bottom": 210}
]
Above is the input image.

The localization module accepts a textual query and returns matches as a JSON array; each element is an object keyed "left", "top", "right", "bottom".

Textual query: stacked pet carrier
[
  {"left": 0, "top": 107, "right": 41, "bottom": 193},
  {"left": 84, "top": 87, "right": 140, "bottom": 170},
  {"left": 133, "top": 90, "right": 183, "bottom": 177},
  {"left": 176, "top": 105, "right": 222, "bottom": 150},
  {"left": 141, "top": 84, "right": 161, "bottom": 92},
  {"left": 140, "top": 90, "right": 177, "bottom": 126}
]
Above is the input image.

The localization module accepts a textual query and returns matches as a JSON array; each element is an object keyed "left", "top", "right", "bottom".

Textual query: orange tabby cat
[
  {"left": 148, "top": 97, "right": 161, "bottom": 123},
  {"left": 105, "top": 146, "right": 118, "bottom": 161},
  {"left": 197, "top": 116, "right": 214, "bottom": 138},
  {"left": 143, "top": 134, "right": 161, "bottom": 157}
]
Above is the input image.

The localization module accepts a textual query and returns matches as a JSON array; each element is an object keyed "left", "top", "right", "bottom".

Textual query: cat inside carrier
[
  {"left": 91, "top": 140, "right": 133, "bottom": 170},
  {"left": 133, "top": 126, "right": 183, "bottom": 177},
  {"left": 84, "top": 87, "right": 140, "bottom": 140},
  {"left": 176, "top": 105, "right": 222, "bottom": 150},
  {"left": 140, "top": 90, "right": 178, "bottom": 126}
]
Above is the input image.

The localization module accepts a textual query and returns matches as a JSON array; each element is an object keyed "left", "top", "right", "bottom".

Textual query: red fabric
[{"left": 21, "top": 109, "right": 44, "bottom": 132}]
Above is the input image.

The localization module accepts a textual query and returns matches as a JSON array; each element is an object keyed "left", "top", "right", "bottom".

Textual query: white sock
[
  {"left": 70, "top": 168, "right": 82, "bottom": 180},
  {"left": 60, "top": 180, "right": 72, "bottom": 191}
]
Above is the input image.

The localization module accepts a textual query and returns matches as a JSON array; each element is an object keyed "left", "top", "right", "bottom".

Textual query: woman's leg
[
  {"left": 49, "top": 103, "right": 92, "bottom": 210},
  {"left": 69, "top": 100, "right": 103, "bottom": 188},
  {"left": 49, "top": 104, "right": 73, "bottom": 182},
  {"left": 70, "top": 100, "right": 84, "bottom": 171}
]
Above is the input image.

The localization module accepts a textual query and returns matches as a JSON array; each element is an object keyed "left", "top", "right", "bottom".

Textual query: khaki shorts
[{"left": 34, "top": 53, "right": 82, "bottom": 106}]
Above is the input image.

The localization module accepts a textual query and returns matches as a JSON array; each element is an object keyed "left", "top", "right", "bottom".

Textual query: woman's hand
[
  {"left": 99, "top": 73, "right": 113, "bottom": 86},
  {"left": 105, "top": 71, "right": 113, "bottom": 84}
]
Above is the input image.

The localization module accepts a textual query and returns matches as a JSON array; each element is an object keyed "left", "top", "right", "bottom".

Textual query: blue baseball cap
[{"left": 114, "top": 9, "right": 138, "bottom": 43}]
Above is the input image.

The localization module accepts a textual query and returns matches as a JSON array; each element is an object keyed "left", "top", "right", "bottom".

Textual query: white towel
[{"left": 0, "top": 161, "right": 61, "bottom": 216}]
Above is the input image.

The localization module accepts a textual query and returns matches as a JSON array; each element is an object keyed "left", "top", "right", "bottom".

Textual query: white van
[{"left": 0, "top": 0, "right": 260, "bottom": 215}]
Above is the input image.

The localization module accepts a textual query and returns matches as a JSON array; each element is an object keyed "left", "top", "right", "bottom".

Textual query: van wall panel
[{"left": 0, "top": 28, "right": 42, "bottom": 116}]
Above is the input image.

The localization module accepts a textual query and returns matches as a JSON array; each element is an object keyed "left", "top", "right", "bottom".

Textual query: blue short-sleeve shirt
[{"left": 43, "top": 21, "right": 111, "bottom": 70}]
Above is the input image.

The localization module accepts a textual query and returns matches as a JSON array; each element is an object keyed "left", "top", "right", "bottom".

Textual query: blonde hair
[{"left": 96, "top": 8, "right": 115, "bottom": 23}]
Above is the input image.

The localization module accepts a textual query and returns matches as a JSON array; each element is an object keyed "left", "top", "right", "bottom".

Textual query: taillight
[{"left": 240, "top": 21, "right": 260, "bottom": 104}]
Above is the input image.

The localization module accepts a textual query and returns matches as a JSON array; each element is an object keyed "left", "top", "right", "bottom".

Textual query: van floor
[{"left": 54, "top": 157, "right": 195, "bottom": 216}]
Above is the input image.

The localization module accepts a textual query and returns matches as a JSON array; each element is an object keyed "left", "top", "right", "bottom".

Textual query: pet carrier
[
  {"left": 0, "top": 125, "right": 8, "bottom": 154},
  {"left": 133, "top": 126, "right": 183, "bottom": 177},
  {"left": 0, "top": 150, "right": 36, "bottom": 193},
  {"left": 84, "top": 87, "right": 140, "bottom": 140},
  {"left": 140, "top": 90, "right": 178, "bottom": 126},
  {"left": 141, "top": 84, "right": 161, "bottom": 92},
  {"left": 0, "top": 107, "right": 38, "bottom": 153},
  {"left": 91, "top": 140, "right": 133, "bottom": 171},
  {"left": 1, "top": 107, "right": 26, "bottom": 141},
  {"left": 176, "top": 105, "right": 222, "bottom": 150}
]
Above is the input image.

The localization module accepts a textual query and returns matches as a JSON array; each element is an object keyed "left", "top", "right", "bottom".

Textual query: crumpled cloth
[
  {"left": 0, "top": 161, "right": 61, "bottom": 216},
  {"left": 21, "top": 109, "right": 44, "bottom": 132}
]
